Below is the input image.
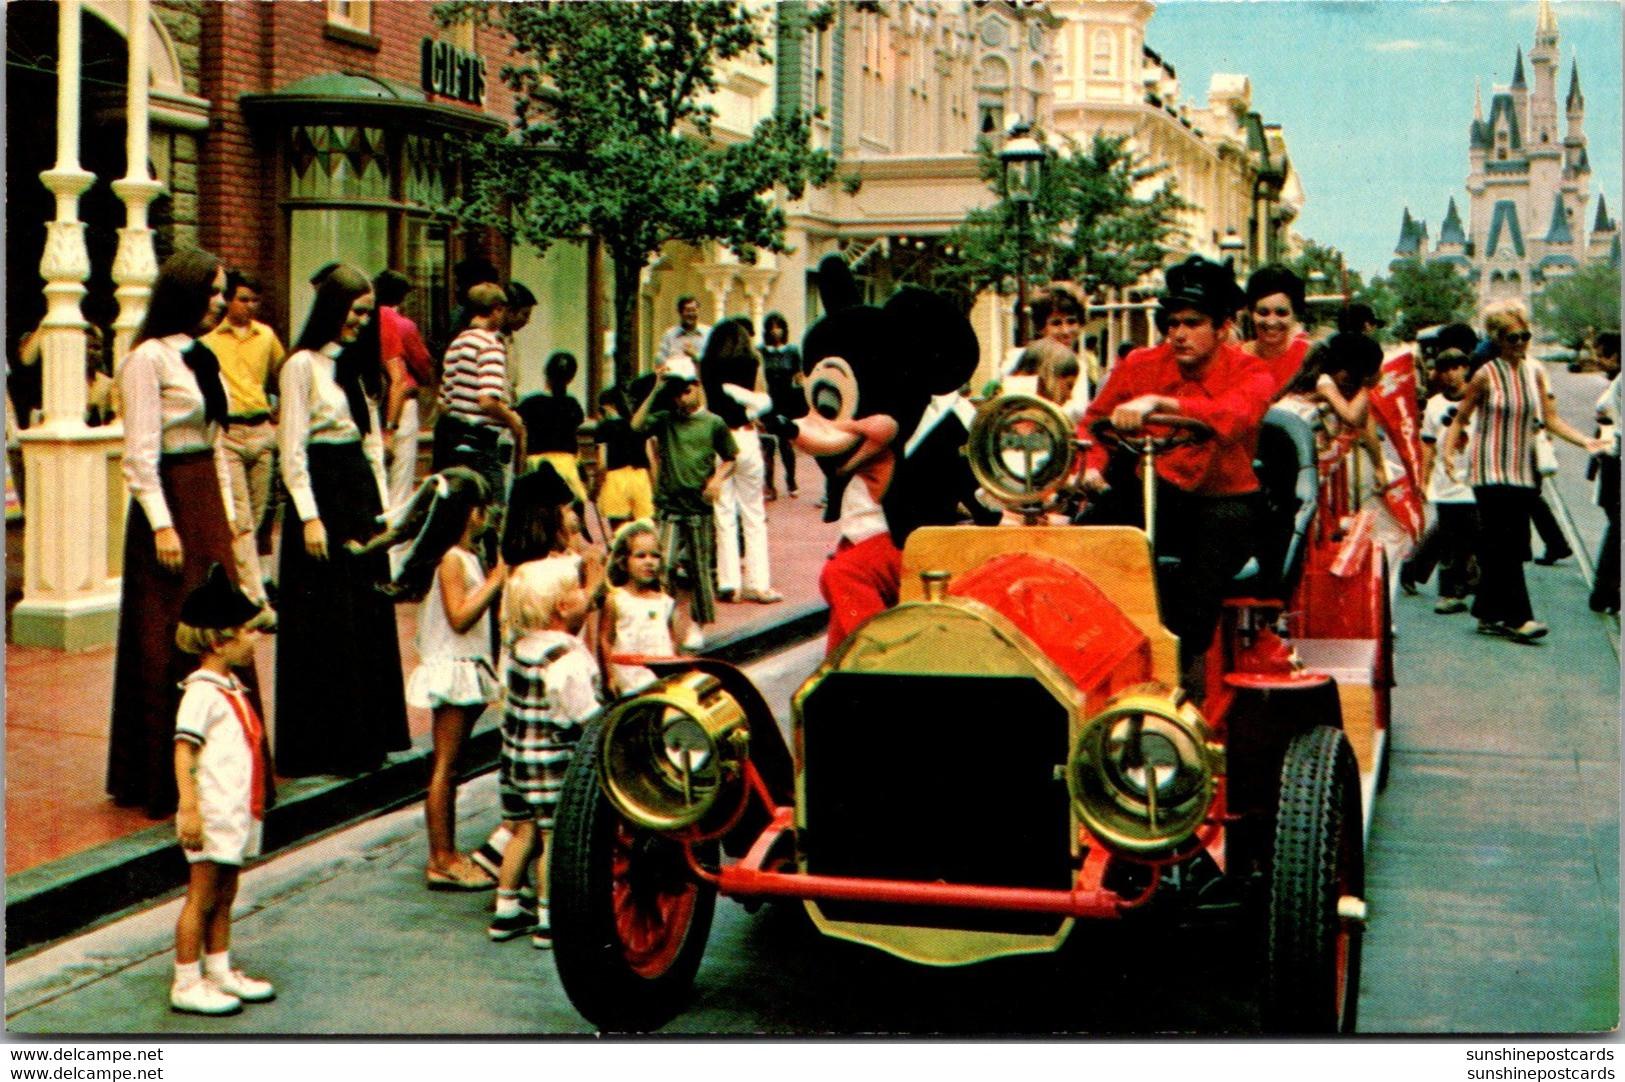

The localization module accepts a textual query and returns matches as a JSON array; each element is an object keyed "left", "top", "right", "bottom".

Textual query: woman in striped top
[
  {"left": 1444, "top": 302, "right": 1608, "bottom": 642},
  {"left": 275, "top": 265, "right": 409, "bottom": 776}
]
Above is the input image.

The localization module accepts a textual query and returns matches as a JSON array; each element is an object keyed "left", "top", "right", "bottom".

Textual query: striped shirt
[
  {"left": 438, "top": 327, "right": 509, "bottom": 430},
  {"left": 1468, "top": 357, "right": 1542, "bottom": 489}
]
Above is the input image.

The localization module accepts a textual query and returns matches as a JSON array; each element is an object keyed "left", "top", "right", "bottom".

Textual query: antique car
[{"left": 549, "top": 393, "right": 1390, "bottom": 1034}]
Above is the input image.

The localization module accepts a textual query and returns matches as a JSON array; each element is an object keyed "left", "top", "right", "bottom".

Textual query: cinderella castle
[{"left": 1393, "top": 0, "right": 1618, "bottom": 312}]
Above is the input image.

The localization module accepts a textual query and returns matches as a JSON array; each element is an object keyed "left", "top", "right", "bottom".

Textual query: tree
[
  {"left": 1532, "top": 261, "right": 1622, "bottom": 349},
  {"left": 436, "top": 2, "right": 834, "bottom": 384},
  {"left": 1286, "top": 239, "right": 1365, "bottom": 329},
  {"left": 1367, "top": 258, "right": 1477, "bottom": 343},
  {"left": 935, "top": 131, "right": 1189, "bottom": 302}
]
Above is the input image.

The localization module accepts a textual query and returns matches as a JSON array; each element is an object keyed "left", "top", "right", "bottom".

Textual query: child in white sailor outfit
[{"left": 170, "top": 565, "right": 276, "bottom": 1016}]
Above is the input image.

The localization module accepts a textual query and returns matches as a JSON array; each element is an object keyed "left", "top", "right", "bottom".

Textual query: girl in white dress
[
  {"left": 399, "top": 468, "right": 507, "bottom": 889},
  {"left": 598, "top": 520, "right": 678, "bottom": 696}
]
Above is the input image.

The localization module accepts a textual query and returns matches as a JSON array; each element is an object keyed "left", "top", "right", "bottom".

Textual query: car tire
[
  {"left": 1263, "top": 725, "right": 1364, "bottom": 1034},
  {"left": 551, "top": 716, "right": 718, "bottom": 1033}
]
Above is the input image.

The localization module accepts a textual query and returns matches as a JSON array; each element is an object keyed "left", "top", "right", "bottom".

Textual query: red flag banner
[{"left": 1368, "top": 349, "right": 1426, "bottom": 540}]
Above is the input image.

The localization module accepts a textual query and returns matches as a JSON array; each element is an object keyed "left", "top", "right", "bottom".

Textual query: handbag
[
  {"left": 1533, "top": 429, "right": 1560, "bottom": 476},
  {"left": 1524, "top": 362, "right": 1559, "bottom": 476}
]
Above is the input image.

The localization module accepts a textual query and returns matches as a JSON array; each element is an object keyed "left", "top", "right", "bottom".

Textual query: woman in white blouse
[
  {"left": 109, "top": 248, "right": 254, "bottom": 818},
  {"left": 275, "top": 264, "right": 409, "bottom": 777}
]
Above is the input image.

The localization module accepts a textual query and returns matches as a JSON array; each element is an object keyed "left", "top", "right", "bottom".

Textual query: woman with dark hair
[
  {"left": 275, "top": 264, "right": 410, "bottom": 776},
  {"left": 109, "top": 248, "right": 254, "bottom": 817},
  {"left": 759, "top": 312, "right": 804, "bottom": 500},
  {"left": 1241, "top": 265, "right": 1310, "bottom": 396}
]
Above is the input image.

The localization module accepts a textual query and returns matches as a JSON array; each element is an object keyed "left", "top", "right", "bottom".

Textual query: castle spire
[
  {"left": 1567, "top": 58, "right": 1584, "bottom": 112},
  {"left": 1511, "top": 46, "right": 1526, "bottom": 89},
  {"left": 1474, "top": 78, "right": 1484, "bottom": 121},
  {"left": 1595, "top": 195, "right": 1615, "bottom": 234},
  {"left": 1537, "top": 0, "right": 1558, "bottom": 40}
]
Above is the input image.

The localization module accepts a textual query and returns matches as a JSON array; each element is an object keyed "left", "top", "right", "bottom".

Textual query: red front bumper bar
[{"left": 689, "top": 807, "right": 1129, "bottom": 920}]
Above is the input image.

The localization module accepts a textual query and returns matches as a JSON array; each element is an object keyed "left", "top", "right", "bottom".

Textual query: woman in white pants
[{"left": 699, "top": 319, "right": 781, "bottom": 603}]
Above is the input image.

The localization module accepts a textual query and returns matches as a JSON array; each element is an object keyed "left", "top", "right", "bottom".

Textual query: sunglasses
[{"left": 1499, "top": 330, "right": 1532, "bottom": 343}]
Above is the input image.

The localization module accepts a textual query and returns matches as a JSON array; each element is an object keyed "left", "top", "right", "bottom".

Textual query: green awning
[{"left": 240, "top": 72, "right": 505, "bottom": 134}]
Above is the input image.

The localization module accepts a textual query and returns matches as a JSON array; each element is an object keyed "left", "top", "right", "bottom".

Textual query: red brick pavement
[{"left": 4, "top": 490, "right": 840, "bottom": 875}]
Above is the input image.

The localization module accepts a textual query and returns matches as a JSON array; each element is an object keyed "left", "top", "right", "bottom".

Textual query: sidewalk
[{"left": 4, "top": 488, "right": 840, "bottom": 949}]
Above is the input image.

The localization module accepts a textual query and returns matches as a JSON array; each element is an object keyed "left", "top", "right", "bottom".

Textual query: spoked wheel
[
  {"left": 1263, "top": 725, "right": 1365, "bottom": 1034},
  {"left": 552, "top": 718, "right": 718, "bottom": 1033}
]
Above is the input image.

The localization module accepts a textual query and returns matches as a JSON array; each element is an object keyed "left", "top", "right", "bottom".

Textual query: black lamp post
[{"left": 999, "top": 120, "right": 1045, "bottom": 345}]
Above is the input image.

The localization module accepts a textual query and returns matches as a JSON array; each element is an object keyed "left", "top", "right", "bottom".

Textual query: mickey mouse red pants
[{"left": 819, "top": 533, "right": 902, "bottom": 650}]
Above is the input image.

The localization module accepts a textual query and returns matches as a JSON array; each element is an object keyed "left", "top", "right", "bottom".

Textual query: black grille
[{"left": 800, "top": 673, "right": 1073, "bottom": 934}]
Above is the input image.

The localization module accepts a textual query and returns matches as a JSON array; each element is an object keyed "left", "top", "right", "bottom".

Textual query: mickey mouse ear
[
  {"left": 815, "top": 255, "right": 862, "bottom": 314},
  {"left": 883, "top": 287, "right": 980, "bottom": 395}
]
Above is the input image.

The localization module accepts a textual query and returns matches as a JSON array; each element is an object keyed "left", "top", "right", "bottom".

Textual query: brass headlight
[
  {"left": 1067, "top": 684, "right": 1216, "bottom": 854},
  {"left": 966, "top": 393, "right": 1076, "bottom": 508},
  {"left": 599, "top": 671, "right": 750, "bottom": 831}
]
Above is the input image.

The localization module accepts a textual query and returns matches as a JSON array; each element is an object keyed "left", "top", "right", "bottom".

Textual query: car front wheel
[
  {"left": 551, "top": 717, "right": 718, "bottom": 1033},
  {"left": 1263, "top": 724, "right": 1364, "bottom": 1033}
]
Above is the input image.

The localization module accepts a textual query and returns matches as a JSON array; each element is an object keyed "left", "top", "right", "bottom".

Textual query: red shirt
[
  {"left": 1079, "top": 339, "right": 1275, "bottom": 495},
  {"left": 379, "top": 306, "right": 434, "bottom": 392},
  {"left": 1244, "top": 331, "right": 1311, "bottom": 397}
]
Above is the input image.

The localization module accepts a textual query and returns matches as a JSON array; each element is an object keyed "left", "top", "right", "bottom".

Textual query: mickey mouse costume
[{"left": 778, "top": 256, "right": 997, "bottom": 647}]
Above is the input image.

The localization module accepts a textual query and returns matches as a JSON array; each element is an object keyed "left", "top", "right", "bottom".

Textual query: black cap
[
  {"left": 1338, "top": 303, "right": 1386, "bottom": 334},
  {"left": 179, "top": 564, "right": 261, "bottom": 631},
  {"left": 509, "top": 459, "right": 574, "bottom": 511},
  {"left": 1159, "top": 255, "right": 1245, "bottom": 321}
]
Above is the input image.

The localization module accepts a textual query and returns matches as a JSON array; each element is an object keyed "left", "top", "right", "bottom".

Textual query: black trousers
[
  {"left": 1471, "top": 484, "right": 1536, "bottom": 628},
  {"left": 1403, "top": 502, "right": 1478, "bottom": 599},
  {"left": 763, "top": 433, "right": 797, "bottom": 493},
  {"left": 1592, "top": 456, "right": 1620, "bottom": 612},
  {"left": 1083, "top": 474, "right": 1258, "bottom": 669}
]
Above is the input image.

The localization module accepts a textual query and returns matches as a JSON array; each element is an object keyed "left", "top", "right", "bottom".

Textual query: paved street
[{"left": 7, "top": 455, "right": 1618, "bottom": 1034}]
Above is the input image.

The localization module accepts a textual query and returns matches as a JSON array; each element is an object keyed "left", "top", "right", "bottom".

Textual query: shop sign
[{"left": 422, "top": 38, "right": 486, "bottom": 105}]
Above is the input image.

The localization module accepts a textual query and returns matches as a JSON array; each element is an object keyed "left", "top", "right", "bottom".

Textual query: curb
[{"left": 4, "top": 603, "right": 828, "bottom": 959}]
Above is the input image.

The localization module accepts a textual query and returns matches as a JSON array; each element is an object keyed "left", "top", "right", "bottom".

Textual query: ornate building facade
[{"left": 1393, "top": 0, "right": 1618, "bottom": 311}]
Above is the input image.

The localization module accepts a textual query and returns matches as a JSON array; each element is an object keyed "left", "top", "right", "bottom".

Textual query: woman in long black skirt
[
  {"left": 109, "top": 249, "right": 263, "bottom": 817},
  {"left": 275, "top": 265, "right": 409, "bottom": 776}
]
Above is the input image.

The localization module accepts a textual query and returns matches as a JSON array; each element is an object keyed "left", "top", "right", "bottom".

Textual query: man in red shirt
[{"left": 1078, "top": 255, "right": 1274, "bottom": 676}]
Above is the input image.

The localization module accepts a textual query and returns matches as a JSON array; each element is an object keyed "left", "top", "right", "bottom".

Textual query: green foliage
[
  {"left": 1368, "top": 258, "right": 1478, "bottom": 343},
  {"left": 1531, "top": 261, "right": 1622, "bottom": 348},
  {"left": 435, "top": 1, "right": 835, "bottom": 381},
  {"left": 935, "top": 132, "right": 1188, "bottom": 298},
  {"left": 1286, "top": 239, "right": 1365, "bottom": 328}
]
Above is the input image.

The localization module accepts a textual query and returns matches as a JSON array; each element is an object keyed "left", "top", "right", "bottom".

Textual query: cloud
[{"left": 1370, "top": 38, "right": 1462, "bottom": 54}]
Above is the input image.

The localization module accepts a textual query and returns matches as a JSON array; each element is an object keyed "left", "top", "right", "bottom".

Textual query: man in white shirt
[{"left": 655, "top": 296, "right": 711, "bottom": 365}]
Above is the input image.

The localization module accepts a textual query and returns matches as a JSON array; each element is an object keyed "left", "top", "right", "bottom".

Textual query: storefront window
[
  {"left": 404, "top": 217, "right": 450, "bottom": 355},
  {"left": 287, "top": 208, "right": 390, "bottom": 332},
  {"left": 288, "top": 126, "right": 390, "bottom": 201}
]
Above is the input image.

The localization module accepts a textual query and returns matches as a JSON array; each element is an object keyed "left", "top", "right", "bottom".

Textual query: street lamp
[{"left": 999, "top": 119, "right": 1045, "bottom": 344}]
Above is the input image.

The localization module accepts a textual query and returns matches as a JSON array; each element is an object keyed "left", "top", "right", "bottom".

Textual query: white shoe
[
  {"left": 170, "top": 979, "right": 242, "bottom": 1016},
  {"left": 532, "top": 905, "right": 552, "bottom": 950},
  {"left": 211, "top": 968, "right": 276, "bottom": 1003}
]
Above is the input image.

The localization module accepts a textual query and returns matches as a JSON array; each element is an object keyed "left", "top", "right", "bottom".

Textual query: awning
[{"left": 239, "top": 72, "right": 505, "bottom": 134}]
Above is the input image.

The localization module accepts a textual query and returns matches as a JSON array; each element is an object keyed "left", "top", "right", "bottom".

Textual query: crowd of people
[{"left": 95, "top": 244, "right": 1616, "bottom": 1016}]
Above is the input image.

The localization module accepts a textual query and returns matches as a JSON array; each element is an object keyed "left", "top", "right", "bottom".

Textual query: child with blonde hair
[
  {"left": 598, "top": 519, "right": 678, "bottom": 696},
  {"left": 170, "top": 565, "right": 276, "bottom": 1016},
  {"left": 486, "top": 554, "right": 601, "bottom": 947}
]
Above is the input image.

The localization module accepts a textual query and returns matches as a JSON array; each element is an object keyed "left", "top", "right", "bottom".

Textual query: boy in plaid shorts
[{"left": 487, "top": 557, "right": 601, "bottom": 948}]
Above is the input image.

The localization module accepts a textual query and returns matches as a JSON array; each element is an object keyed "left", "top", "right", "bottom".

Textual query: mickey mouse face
[{"left": 805, "top": 355, "right": 859, "bottom": 424}]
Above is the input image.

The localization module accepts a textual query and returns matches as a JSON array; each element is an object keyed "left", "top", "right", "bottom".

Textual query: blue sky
[{"left": 1148, "top": 0, "right": 1623, "bottom": 282}]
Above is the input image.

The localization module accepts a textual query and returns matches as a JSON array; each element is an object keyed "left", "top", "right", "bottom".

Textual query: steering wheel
[{"left": 1089, "top": 413, "right": 1215, "bottom": 457}]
